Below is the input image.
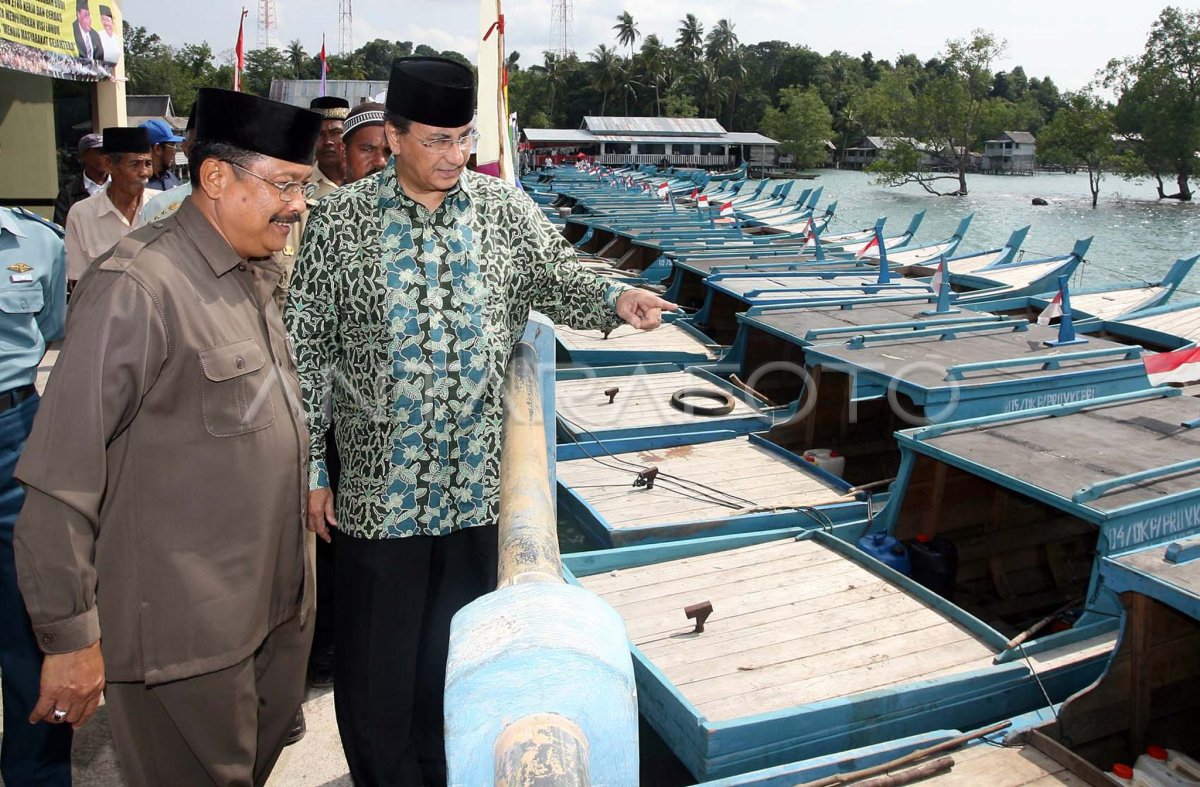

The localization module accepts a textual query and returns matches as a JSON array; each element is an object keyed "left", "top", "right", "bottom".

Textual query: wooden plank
[
  {"left": 667, "top": 604, "right": 949, "bottom": 685},
  {"left": 577, "top": 539, "right": 792, "bottom": 595},
  {"left": 918, "top": 742, "right": 1083, "bottom": 786},
  {"left": 636, "top": 582, "right": 905, "bottom": 656},
  {"left": 556, "top": 322, "right": 717, "bottom": 357},
  {"left": 696, "top": 630, "right": 994, "bottom": 720},
  {"left": 557, "top": 370, "right": 761, "bottom": 432}
]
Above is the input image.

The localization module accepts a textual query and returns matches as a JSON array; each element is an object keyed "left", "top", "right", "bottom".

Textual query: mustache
[{"left": 270, "top": 212, "right": 302, "bottom": 224}]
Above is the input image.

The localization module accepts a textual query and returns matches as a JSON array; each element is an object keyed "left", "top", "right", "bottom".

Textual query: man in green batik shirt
[{"left": 284, "top": 57, "right": 676, "bottom": 787}]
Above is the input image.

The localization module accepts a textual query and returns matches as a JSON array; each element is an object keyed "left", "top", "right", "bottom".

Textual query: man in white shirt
[
  {"left": 64, "top": 126, "right": 158, "bottom": 286},
  {"left": 96, "top": 5, "right": 120, "bottom": 64},
  {"left": 53, "top": 133, "right": 109, "bottom": 226}
]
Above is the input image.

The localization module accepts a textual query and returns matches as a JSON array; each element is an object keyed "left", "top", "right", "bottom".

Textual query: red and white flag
[
  {"left": 856, "top": 234, "right": 880, "bottom": 259},
  {"left": 657, "top": 182, "right": 670, "bottom": 198},
  {"left": 1145, "top": 346, "right": 1200, "bottom": 385},
  {"left": 803, "top": 217, "right": 815, "bottom": 238},
  {"left": 930, "top": 257, "right": 947, "bottom": 292},
  {"left": 697, "top": 194, "right": 710, "bottom": 209},
  {"left": 233, "top": 8, "right": 248, "bottom": 91},
  {"left": 689, "top": 188, "right": 699, "bottom": 201},
  {"left": 1036, "top": 292, "right": 1064, "bottom": 326},
  {"left": 319, "top": 34, "right": 328, "bottom": 96},
  {"left": 719, "top": 201, "right": 735, "bottom": 217}
]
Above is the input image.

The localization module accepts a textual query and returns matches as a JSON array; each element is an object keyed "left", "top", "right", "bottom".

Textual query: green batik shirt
[{"left": 284, "top": 164, "right": 629, "bottom": 539}]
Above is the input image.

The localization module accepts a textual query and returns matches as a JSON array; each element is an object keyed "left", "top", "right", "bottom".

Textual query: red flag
[
  {"left": 697, "top": 194, "right": 710, "bottom": 208},
  {"left": 657, "top": 181, "right": 670, "bottom": 198},
  {"left": 719, "top": 201, "right": 734, "bottom": 217},
  {"left": 930, "top": 257, "right": 947, "bottom": 292},
  {"left": 1036, "top": 291, "right": 1064, "bottom": 326},
  {"left": 1145, "top": 346, "right": 1200, "bottom": 385},
  {"left": 233, "top": 8, "right": 248, "bottom": 91},
  {"left": 690, "top": 188, "right": 699, "bottom": 200},
  {"left": 856, "top": 234, "right": 880, "bottom": 259},
  {"left": 320, "top": 34, "right": 328, "bottom": 96}
]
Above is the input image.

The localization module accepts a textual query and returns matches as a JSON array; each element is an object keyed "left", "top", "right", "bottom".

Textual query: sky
[{"left": 119, "top": 0, "right": 1198, "bottom": 92}]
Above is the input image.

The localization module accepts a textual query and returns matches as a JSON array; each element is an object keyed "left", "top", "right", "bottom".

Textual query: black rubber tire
[{"left": 669, "top": 387, "right": 736, "bottom": 416}]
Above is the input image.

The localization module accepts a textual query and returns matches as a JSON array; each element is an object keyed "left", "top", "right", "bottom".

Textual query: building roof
[
  {"left": 846, "top": 136, "right": 921, "bottom": 152},
  {"left": 993, "top": 130, "right": 1037, "bottom": 144},
  {"left": 269, "top": 79, "right": 391, "bottom": 108},
  {"left": 583, "top": 116, "right": 727, "bottom": 136},
  {"left": 522, "top": 127, "right": 779, "bottom": 148}
]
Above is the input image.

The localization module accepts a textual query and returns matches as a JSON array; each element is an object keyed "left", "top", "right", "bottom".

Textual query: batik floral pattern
[{"left": 285, "top": 164, "right": 628, "bottom": 539}]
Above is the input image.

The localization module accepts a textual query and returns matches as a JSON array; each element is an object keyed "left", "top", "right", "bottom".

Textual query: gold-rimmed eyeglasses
[
  {"left": 415, "top": 130, "right": 480, "bottom": 154},
  {"left": 224, "top": 160, "right": 318, "bottom": 201}
]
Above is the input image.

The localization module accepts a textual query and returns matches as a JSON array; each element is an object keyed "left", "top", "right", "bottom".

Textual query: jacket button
[
  {"left": 236, "top": 357, "right": 246, "bottom": 369},
  {"left": 41, "top": 634, "right": 53, "bottom": 645}
]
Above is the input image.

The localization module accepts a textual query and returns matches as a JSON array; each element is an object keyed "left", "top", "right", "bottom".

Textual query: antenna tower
[
  {"left": 338, "top": 0, "right": 353, "bottom": 55},
  {"left": 549, "top": 0, "right": 573, "bottom": 59},
  {"left": 256, "top": 0, "right": 278, "bottom": 49}
]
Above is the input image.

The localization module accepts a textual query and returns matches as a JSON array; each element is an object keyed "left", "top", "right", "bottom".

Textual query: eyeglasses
[
  {"left": 224, "top": 160, "right": 318, "bottom": 201},
  {"left": 414, "top": 130, "right": 480, "bottom": 154}
]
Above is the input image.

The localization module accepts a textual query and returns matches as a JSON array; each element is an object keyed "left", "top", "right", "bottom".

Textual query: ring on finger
[{"left": 52, "top": 708, "right": 68, "bottom": 721}]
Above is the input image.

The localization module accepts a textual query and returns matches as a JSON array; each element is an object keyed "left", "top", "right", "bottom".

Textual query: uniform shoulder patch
[
  {"left": 14, "top": 207, "right": 65, "bottom": 238},
  {"left": 97, "top": 223, "right": 172, "bottom": 271}
]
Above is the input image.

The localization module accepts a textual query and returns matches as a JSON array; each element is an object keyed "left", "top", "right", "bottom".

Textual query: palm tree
[
  {"left": 590, "top": 44, "right": 620, "bottom": 115},
  {"left": 721, "top": 48, "right": 747, "bottom": 127},
  {"left": 637, "top": 34, "right": 668, "bottom": 115},
  {"left": 531, "top": 51, "right": 566, "bottom": 123},
  {"left": 285, "top": 39, "right": 306, "bottom": 78},
  {"left": 691, "top": 62, "right": 729, "bottom": 117},
  {"left": 675, "top": 14, "right": 703, "bottom": 60},
  {"left": 704, "top": 19, "right": 738, "bottom": 63},
  {"left": 613, "top": 11, "right": 639, "bottom": 59}
]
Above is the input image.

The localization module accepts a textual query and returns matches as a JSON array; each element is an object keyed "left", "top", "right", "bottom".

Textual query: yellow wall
[{"left": 0, "top": 71, "right": 58, "bottom": 214}]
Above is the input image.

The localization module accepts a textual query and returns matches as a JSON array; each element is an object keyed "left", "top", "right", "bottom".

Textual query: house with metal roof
[
  {"left": 523, "top": 116, "right": 778, "bottom": 170},
  {"left": 983, "top": 131, "right": 1037, "bottom": 174},
  {"left": 842, "top": 136, "right": 935, "bottom": 170}
]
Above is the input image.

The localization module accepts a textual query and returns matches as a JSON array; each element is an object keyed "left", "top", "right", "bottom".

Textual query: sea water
[{"left": 804, "top": 169, "right": 1200, "bottom": 294}]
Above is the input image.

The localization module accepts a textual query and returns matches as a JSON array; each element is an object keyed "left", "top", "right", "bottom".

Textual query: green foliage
[
  {"left": 1105, "top": 6, "right": 1200, "bottom": 200},
  {"left": 1038, "top": 92, "right": 1115, "bottom": 206},
  {"left": 761, "top": 86, "right": 834, "bottom": 168},
  {"left": 661, "top": 92, "right": 699, "bottom": 118}
]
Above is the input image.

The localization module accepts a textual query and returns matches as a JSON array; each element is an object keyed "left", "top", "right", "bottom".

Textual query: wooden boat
[
  {"left": 562, "top": 387, "right": 1200, "bottom": 781},
  {"left": 691, "top": 237, "right": 1087, "bottom": 345},
  {"left": 554, "top": 313, "right": 721, "bottom": 366},
  {"left": 700, "top": 448, "right": 1200, "bottom": 785}
]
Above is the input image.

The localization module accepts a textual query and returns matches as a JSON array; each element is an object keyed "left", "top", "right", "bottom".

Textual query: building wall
[{"left": 0, "top": 71, "right": 58, "bottom": 216}]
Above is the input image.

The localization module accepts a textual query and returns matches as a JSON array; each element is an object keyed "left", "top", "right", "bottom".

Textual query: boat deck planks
[
  {"left": 748, "top": 301, "right": 995, "bottom": 341},
  {"left": 808, "top": 324, "right": 1137, "bottom": 388},
  {"left": 945, "top": 250, "right": 1008, "bottom": 275},
  {"left": 915, "top": 740, "right": 1088, "bottom": 785},
  {"left": 1123, "top": 304, "right": 1200, "bottom": 342},
  {"left": 580, "top": 538, "right": 996, "bottom": 722},
  {"left": 556, "top": 322, "right": 718, "bottom": 359},
  {"left": 557, "top": 370, "right": 761, "bottom": 434},
  {"left": 557, "top": 437, "right": 847, "bottom": 529},
  {"left": 924, "top": 396, "right": 1200, "bottom": 512},
  {"left": 964, "top": 259, "right": 1070, "bottom": 289},
  {"left": 1069, "top": 287, "right": 1162, "bottom": 320},
  {"left": 1113, "top": 538, "right": 1200, "bottom": 597},
  {"left": 714, "top": 274, "right": 893, "bottom": 298}
]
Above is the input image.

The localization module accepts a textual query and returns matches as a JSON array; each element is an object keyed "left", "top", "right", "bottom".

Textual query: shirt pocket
[
  {"left": 0, "top": 287, "right": 44, "bottom": 348},
  {"left": 197, "top": 338, "right": 276, "bottom": 437}
]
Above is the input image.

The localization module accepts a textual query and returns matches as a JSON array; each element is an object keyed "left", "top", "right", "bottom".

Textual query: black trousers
[
  {"left": 333, "top": 525, "right": 498, "bottom": 787},
  {"left": 310, "top": 426, "right": 340, "bottom": 670}
]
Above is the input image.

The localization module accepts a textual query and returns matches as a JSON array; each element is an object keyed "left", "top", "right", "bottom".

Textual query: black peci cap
[
  {"left": 194, "top": 88, "right": 322, "bottom": 165},
  {"left": 385, "top": 57, "right": 475, "bottom": 128},
  {"left": 102, "top": 126, "right": 151, "bottom": 154},
  {"left": 309, "top": 96, "right": 350, "bottom": 119}
]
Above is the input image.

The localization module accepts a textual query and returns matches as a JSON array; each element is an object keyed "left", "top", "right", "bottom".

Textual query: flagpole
[
  {"left": 320, "top": 34, "right": 328, "bottom": 97},
  {"left": 1044, "top": 275, "right": 1088, "bottom": 347},
  {"left": 233, "top": 8, "right": 247, "bottom": 91}
]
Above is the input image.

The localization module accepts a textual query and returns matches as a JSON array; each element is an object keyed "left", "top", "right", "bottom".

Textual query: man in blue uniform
[{"left": 0, "top": 204, "right": 69, "bottom": 785}]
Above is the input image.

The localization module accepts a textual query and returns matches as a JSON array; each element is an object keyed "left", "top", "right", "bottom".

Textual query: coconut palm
[
  {"left": 637, "top": 34, "right": 669, "bottom": 115},
  {"left": 613, "top": 11, "right": 639, "bottom": 59},
  {"left": 691, "top": 62, "right": 730, "bottom": 117},
  {"left": 531, "top": 51, "right": 566, "bottom": 123},
  {"left": 676, "top": 14, "right": 703, "bottom": 60},
  {"left": 590, "top": 44, "right": 621, "bottom": 115},
  {"left": 285, "top": 39, "right": 307, "bottom": 77},
  {"left": 705, "top": 19, "right": 738, "bottom": 63}
]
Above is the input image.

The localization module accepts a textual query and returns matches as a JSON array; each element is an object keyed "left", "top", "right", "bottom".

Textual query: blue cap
[{"left": 139, "top": 118, "right": 184, "bottom": 144}]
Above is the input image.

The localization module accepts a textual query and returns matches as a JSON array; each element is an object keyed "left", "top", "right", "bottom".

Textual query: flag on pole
[
  {"left": 657, "top": 182, "right": 670, "bottom": 199},
  {"left": 719, "top": 201, "right": 735, "bottom": 217},
  {"left": 689, "top": 188, "right": 699, "bottom": 201},
  {"left": 1036, "top": 291, "right": 1064, "bottom": 326},
  {"left": 1144, "top": 346, "right": 1200, "bottom": 385},
  {"left": 319, "top": 34, "right": 328, "bottom": 97},
  {"left": 856, "top": 233, "right": 880, "bottom": 259},
  {"left": 698, "top": 194, "right": 710, "bottom": 209},
  {"left": 803, "top": 217, "right": 815, "bottom": 238},
  {"left": 930, "top": 257, "right": 947, "bottom": 293},
  {"left": 233, "top": 8, "right": 248, "bottom": 91}
]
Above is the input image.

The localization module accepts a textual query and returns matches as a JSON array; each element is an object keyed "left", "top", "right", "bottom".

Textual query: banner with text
[{"left": 0, "top": 0, "right": 123, "bottom": 81}]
